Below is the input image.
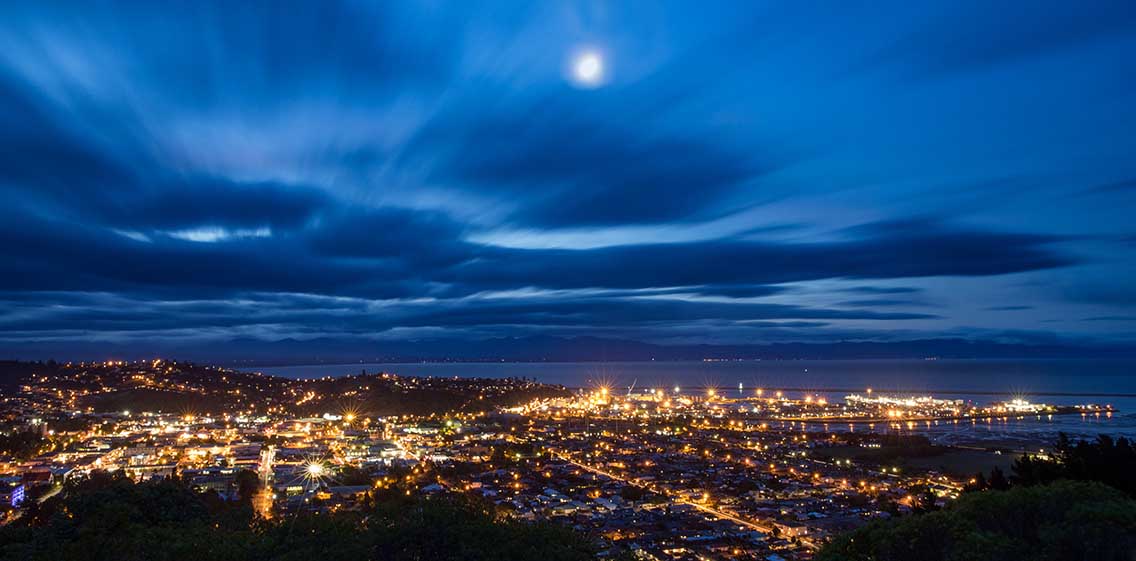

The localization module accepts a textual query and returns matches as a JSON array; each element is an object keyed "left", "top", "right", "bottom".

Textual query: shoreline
[{"left": 233, "top": 356, "right": 1136, "bottom": 369}]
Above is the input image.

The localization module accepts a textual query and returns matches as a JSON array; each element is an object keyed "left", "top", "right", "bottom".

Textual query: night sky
[{"left": 2, "top": 2, "right": 1135, "bottom": 358}]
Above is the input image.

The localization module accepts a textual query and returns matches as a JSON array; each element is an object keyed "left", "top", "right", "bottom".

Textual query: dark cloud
[
  {"left": 407, "top": 89, "right": 773, "bottom": 227},
  {"left": 0, "top": 76, "right": 140, "bottom": 213},
  {"left": 843, "top": 286, "right": 922, "bottom": 295},
  {"left": 2, "top": 203, "right": 1069, "bottom": 300},
  {"left": 305, "top": 207, "right": 471, "bottom": 267},
  {"left": 0, "top": 0, "right": 1132, "bottom": 354},
  {"left": 1083, "top": 178, "right": 1136, "bottom": 195},
  {"left": 0, "top": 290, "right": 933, "bottom": 338},
  {"left": 103, "top": 179, "right": 332, "bottom": 232},
  {"left": 1061, "top": 282, "right": 1136, "bottom": 308},
  {"left": 392, "top": 296, "right": 936, "bottom": 329},
  {"left": 690, "top": 285, "right": 789, "bottom": 299},
  {"left": 878, "top": 0, "right": 1136, "bottom": 77},
  {"left": 453, "top": 220, "right": 1071, "bottom": 291},
  {"left": 838, "top": 299, "right": 924, "bottom": 308},
  {"left": 0, "top": 191, "right": 1071, "bottom": 345},
  {"left": 0, "top": 212, "right": 421, "bottom": 299}
]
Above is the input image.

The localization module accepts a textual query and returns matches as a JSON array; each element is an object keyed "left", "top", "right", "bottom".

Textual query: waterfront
[
  {"left": 251, "top": 359, "right": 1136, "bottom": 399},
  {"left": 252, "top": 359, "right": 1136, "bottom": 443}
]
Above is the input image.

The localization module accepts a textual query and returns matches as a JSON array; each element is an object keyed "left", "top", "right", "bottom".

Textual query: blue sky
[{"left": 1, "top": 1, "right": 1135, "bottom": 355}]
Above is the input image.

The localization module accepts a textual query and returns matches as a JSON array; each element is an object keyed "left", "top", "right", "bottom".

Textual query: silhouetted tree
[
  {"left": 235, "top": 469, "right": 260, "bottom": 502},
  {"left": 987, "top": 466, "right": 1010, "bottom": 490},
  {"left": 1009, "top": 433, "right": 1136, "bottom": 497},
  {"left": 907, "top": 484, "right": 938, "bottom": 513},
  {"left": 818, "top": 481, "right": 1136, "bottom": 561},
  {"left": 963, "top": 471, "right": 987, "bottom": 492},
  {"left": 0, "top": 474, "right": 596, "bottom": 561}
]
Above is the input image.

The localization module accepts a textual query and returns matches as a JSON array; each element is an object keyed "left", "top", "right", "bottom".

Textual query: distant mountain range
[{"left": 2, "top": 335, "right": 1133, "bottom": 365}]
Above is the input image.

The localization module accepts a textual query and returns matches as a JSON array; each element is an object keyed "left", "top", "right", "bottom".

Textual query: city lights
[{"left": 1, "top": 359, "right": 1117, "bottom": 559}]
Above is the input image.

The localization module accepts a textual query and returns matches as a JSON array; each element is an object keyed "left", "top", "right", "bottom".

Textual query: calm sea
[
  {"left": 248, "top": 359, "right": 1134, "bottom": 399},
  {"left": 246, "top": 359, "right": 1136, "bottom": 440}
]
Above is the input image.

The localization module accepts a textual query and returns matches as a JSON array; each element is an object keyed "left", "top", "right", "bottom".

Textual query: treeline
[
  {"left": 0, "top": 429, "right": 48, "bottom": 460},
  {"left": 0, "top": 472, "right": 597, "bottom": 561},
  {"left": 818, "top": 433, "right": 1136, "bottom": 561},
  {"left": 817, "top": 480, "right": 1136, "bottom": 561},
  {"left": 967, "top": 433, "right": 1136, "bottom": 497}
]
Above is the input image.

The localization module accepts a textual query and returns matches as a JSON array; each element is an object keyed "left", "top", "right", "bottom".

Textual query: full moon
[{"left": 571, "top": 51, "right": 604, "bottom": 87}]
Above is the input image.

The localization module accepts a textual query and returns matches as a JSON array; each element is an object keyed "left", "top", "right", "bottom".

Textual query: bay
[{"left": 248, "top": 359, "right": 1136, "bottom": 441}]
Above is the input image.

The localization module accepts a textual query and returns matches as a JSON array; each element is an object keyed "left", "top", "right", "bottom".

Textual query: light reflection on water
[
  {"left": 795, "top": 411, "right": 1136, "bottom": 446},
  {"left": 249, "top": 358, "right": 1136, "bottom": 441}
]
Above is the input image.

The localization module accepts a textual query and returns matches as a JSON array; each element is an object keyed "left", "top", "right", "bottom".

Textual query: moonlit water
[{"left": 248, "top": 359, "right": 1136, "bottom": 441}]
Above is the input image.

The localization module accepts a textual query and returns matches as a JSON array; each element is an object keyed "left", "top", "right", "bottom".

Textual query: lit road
[
  {"left": 36, "top": 484, "right": 62, "bottom": 504},
  {"left": 550, "top": 451, "right": 818, "bottom": 550},
  {"left": 2, "top": 484, "right": 62, "bottom": 525}
]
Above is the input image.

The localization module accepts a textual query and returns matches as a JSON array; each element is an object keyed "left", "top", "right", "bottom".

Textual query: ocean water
[
  {"left": 248, "top": 359, "right": 1136, "bottom": 440},
  {"left": 250, "top": 359, "right": 1136, "bottom": 400}
]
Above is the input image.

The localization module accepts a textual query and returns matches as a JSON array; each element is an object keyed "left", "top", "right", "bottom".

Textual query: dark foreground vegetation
[
  {"left": 0, "top": 473, "right": 596, "bottom": 561},
  {"left": 980, "top": 433, "right": 1136, "bottom": 497},
  {"left": 817, "top": 480, "right": 1136, "bottom": 561},
  {"left": 819, "top": 434, "right": 1136, "bottom": 561}
]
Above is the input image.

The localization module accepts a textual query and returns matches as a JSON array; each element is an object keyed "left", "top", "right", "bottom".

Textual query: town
[{"left": 0, "top": 360, "right": 1116, "bottom": 560}]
